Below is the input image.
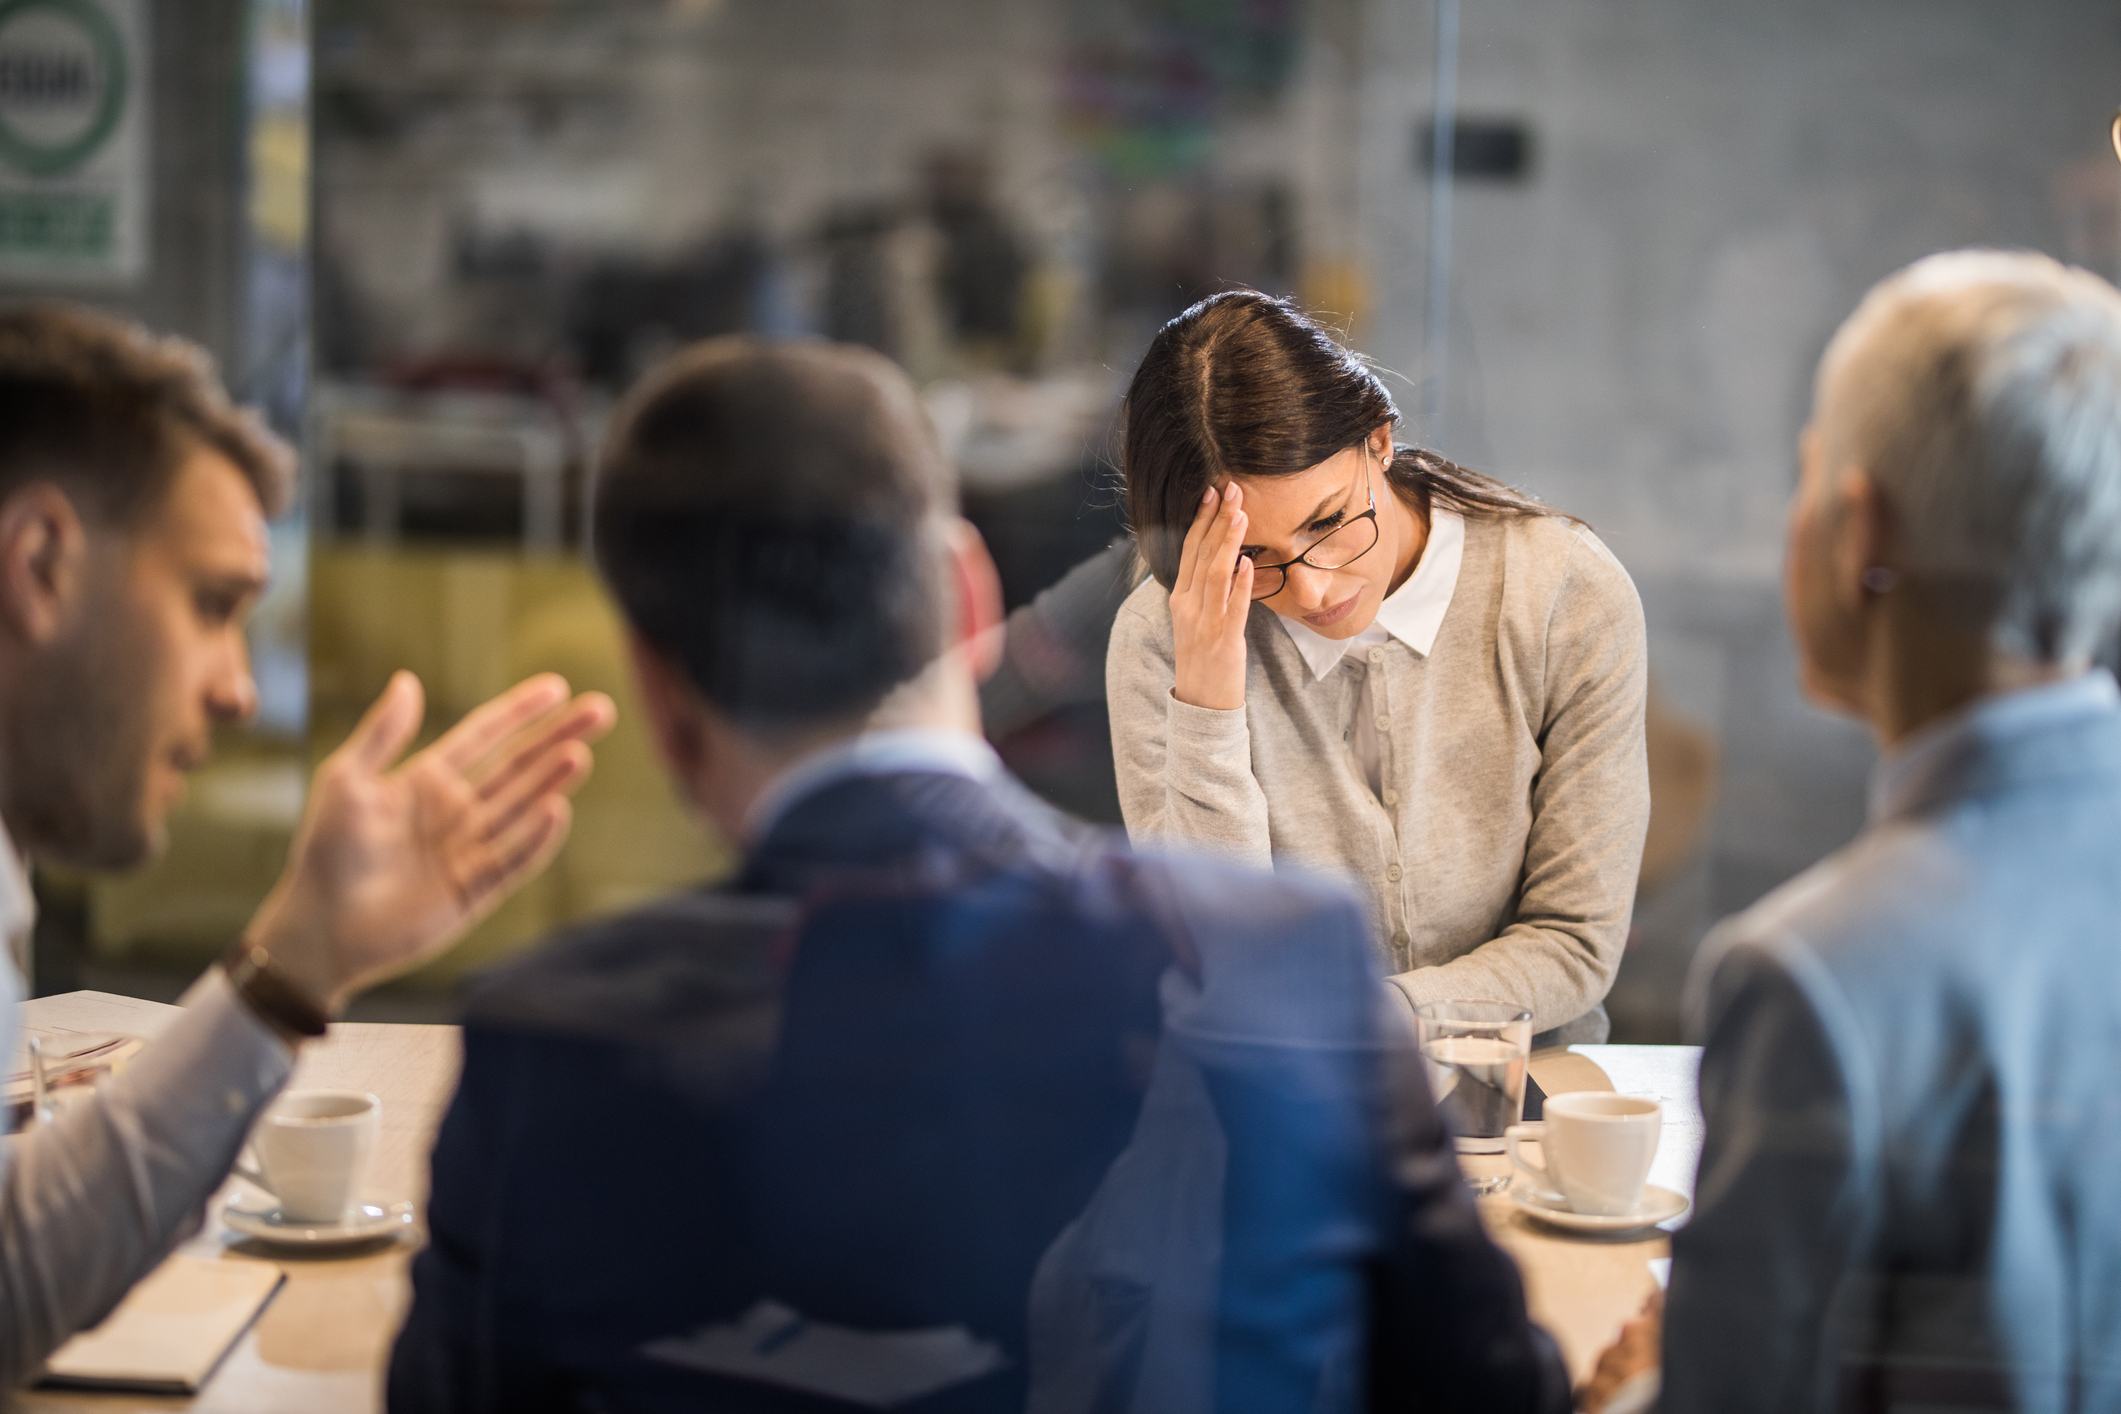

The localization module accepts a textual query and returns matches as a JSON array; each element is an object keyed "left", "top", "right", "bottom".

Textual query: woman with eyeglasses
[{"left": 1107, "top": 290, "right": 1649, "bottom": 1042}]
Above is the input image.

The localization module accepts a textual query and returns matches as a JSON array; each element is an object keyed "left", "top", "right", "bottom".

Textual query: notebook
[{"left": 37, "top": 1255, "right": 284, "bottom": 1393}]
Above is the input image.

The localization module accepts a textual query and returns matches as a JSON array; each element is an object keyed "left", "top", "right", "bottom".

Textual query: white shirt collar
[
  {"left": 0, "top": 817, "right": 33, "bottom": 977},
  {"left": 1275, "top": 506, "right": 1465, "bottom": 681},
  {"left": 744, "top": 728, "right": 1002, "bottom": 843}
]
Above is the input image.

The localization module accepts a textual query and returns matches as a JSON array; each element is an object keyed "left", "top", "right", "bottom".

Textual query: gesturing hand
[
  {"left": 1170, "top": 482, "right": 1253, "bottom": 711},
  {"left": 248, "top": 671, "right": 617, "bottom": 1013}
]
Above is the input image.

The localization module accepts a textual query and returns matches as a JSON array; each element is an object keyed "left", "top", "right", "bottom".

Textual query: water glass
[{"left": 1415, "top": 1000, "right": 1533, "bottom": 1191}]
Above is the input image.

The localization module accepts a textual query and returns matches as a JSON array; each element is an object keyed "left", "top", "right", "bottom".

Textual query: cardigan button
[{"left": 1386, "top": 863, "right": 1404, "bottom": 883}]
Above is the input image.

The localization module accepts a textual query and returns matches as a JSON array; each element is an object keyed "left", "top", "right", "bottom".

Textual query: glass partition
[{"left": 17, "top": 0, "right": 2117, "bottom": 1032}]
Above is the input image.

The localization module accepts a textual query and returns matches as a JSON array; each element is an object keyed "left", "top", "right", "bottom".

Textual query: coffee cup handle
[
  {"left": 230, "top": 1149, "right": 277, "bottom": 1202},
  {"left": 1505, "top": 1122, "right": 1557, "bottom": 1199}
]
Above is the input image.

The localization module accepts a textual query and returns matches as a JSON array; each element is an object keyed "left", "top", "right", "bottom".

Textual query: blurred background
[{"left": 7, "top": 0, "right": 2119, "bottom": 1035}]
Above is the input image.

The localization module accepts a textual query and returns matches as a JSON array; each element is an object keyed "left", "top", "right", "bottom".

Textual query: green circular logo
[{"left": 0, "top": 0, "right": 127, "bottom": 179}]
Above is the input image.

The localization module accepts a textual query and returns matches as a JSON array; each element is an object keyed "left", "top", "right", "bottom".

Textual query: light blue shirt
[{"left": 1868, "top": 670, "right": 2121, "bottom": 822}]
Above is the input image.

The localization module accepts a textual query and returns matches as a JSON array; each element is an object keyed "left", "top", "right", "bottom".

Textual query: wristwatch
[{"left": 221, "top": 938, "right": 330, "bottom": 1040}]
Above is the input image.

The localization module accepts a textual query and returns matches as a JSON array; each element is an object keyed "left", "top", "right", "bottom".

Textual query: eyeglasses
[{"left": 1246, "top": 453, "right": 1382, "bottom": 601}]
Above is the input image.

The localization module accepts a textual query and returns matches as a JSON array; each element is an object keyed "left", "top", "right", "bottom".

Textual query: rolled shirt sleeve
[{"left": 0, "top": 966, "right": 293, "bottom": 1386}]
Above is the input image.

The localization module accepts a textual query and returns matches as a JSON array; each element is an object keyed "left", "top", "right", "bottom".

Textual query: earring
[{"left": 1860, "top": 566, "right": 1898, "bottom": 595}]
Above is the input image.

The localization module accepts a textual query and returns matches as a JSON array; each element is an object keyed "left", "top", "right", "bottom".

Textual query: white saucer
[
  {"left": 222, "top": 1199, "right": 416, "bottom": 1249},
  {"left": 1505, "top": 1183, "right": 1689, "bottom": 1235}
]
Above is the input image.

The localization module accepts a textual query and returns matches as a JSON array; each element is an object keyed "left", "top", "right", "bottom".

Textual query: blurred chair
[
  {"left": 312, "top": 543, "right": 725, "bottom": 984},
  {"left": 312, "top": 384, "right": 574, "bottom": 551}
]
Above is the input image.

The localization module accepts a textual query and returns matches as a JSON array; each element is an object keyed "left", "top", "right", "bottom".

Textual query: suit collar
[
  {"left": 743, "top": 728, "right": 1001, "bottom": 844},
  {"left": 739, "top": 763, "right": 1075, "bottom": 896}
]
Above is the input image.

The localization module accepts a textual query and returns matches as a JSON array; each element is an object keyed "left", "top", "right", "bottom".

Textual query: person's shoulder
[
  {"left": 1504, "top": 513, "right": 1637, "bottom": 610},
  {"left": 1686, "top": 823, "right": 1970, "bottom": 1045},
  {"left": 1093, "top": 845, "right": 1371, "bottom": 958},
  {"left": 460, "top": 887, "right": 797, "bottom": 1040},
  {"left": 1475, "top": 511, "right": 1642, "bottom": 667},
  {"left": 1007, "top": 809, "right": 1360, "bottom": 931},
  {"left": 1119, "top": 568, "right": 1170, "bottom": 619},
  {"left": 1109, "top": 850, "right": 1384, "bottom": 1029},
  {"left": 1477, "top": 509, "right": 1622, "bottom": 584},
  {"left": 1108, "top": 572, "right": 1176, "bottom": 674}
]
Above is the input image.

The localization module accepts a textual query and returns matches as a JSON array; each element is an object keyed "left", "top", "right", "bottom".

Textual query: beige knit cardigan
[{"left": 1106, "top": 511, "right": 1650, "bottom": 1039}]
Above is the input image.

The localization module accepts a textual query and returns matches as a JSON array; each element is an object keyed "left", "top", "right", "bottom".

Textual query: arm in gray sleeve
[
  {"left": 1387, "top": 528, "right": 1650, "bottom": 1033},
  {"left": 0, "top": 968, "right": 293, "bottom": 1386},
  {"left": 980, "top": 538, "right": 1142, "bottom": 740},
  {"left": 1660, "top": 929, "right": 1882, "bottom": 1412},
  {"left": 1105, "top": 588, "right": 1273, "bottom": 867}
]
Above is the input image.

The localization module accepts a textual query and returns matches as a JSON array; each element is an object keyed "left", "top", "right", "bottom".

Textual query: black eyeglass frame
[{"left": 1246, "top": 454, "right": 1382, "bottom": 602}]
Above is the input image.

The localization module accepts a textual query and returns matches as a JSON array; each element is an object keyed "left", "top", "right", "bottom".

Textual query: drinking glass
[{"left": 1415, "top": 1000, "right": 1533, "bottom": 1193}]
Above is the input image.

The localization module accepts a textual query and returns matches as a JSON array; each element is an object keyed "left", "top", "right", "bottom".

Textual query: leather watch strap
[{"left": 221, "top": 938, "right": 330, "bottom": 1039}]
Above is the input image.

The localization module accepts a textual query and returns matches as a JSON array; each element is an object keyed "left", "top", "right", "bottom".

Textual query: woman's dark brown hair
[{"left": 1122, "top": 288, "right": 1562, "bottom": 587}]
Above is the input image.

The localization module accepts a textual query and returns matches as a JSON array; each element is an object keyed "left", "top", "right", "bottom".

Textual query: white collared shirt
[
  {"left": 743, "top": 728, "right": 1003, "bottom": 843},
  {"left": 0, "top": 814, "right": 295, "bottom": 1383},
  {"left": 0, "top": 820, "right": 33, "bottom": 982},
  {"left": 1273, "top": 507, "right": 1467, "bottom": 796}
]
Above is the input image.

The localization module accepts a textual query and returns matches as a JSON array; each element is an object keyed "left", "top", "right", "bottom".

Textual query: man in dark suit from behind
[{"left": 387, "top": 339, "right": 1570, "bottom": 1414}]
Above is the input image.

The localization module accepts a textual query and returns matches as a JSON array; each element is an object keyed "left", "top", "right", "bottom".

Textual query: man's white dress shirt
[{"left": 0, "top": 823, "right": 293, "bottom": 1385}]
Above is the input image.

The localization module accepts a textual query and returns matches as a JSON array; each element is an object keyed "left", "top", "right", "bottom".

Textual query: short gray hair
[{"left": 1815, "top": 250, "right": 2121, "bottom": 662}]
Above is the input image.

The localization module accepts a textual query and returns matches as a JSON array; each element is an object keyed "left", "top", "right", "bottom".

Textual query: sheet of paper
[
  {"left": 5, "top": 1029, "right": 143, "bottom": 1102},
  {"left": 644, "top": 1300, "right": 1007, "bottom": 1407},
  {"left": 38, "top": 1255, "right": 283, "bottom": 1393}
]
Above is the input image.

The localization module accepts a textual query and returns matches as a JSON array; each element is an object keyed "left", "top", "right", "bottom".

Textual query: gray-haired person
[{"left": 1583, "top": 251, "right": 2121, "bottom": 1411}]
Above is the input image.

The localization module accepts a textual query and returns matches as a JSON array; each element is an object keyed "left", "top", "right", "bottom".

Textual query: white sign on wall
[{"left": 0, "top": 0, "right": 146, "bottom": 285}]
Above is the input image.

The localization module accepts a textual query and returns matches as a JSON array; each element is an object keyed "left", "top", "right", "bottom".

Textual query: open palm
[{"left": 252, "top": 671, "right": 616, "bottom": 1010}]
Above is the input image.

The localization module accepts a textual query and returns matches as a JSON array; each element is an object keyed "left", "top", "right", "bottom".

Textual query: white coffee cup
[
  {"left": 1504, "top": 1092, "right": 1661, "bottom": 1216},
  {"left": 236, "top": 1090, "right": 379, "bottom": 1223}
]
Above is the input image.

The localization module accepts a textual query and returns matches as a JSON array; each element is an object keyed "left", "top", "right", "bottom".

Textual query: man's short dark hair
[
  {"left": 0, "top": 302, "right": 294, "bottom": 521},
  {"left": 593, "top": 338, "right": 954, "bottom": 734}
]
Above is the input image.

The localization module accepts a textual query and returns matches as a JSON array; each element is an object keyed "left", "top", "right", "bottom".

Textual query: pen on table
[{"left": 755, "top": 1311, "right": 807, "bottom": 1356}]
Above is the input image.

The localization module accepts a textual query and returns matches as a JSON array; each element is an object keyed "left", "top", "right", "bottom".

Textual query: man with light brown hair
[{"left": 0, "top": 303, "right": 612, "bottom": 1385}]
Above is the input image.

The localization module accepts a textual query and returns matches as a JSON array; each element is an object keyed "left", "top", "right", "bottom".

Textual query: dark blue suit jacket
[{"left": 388, "top": 767, "right": 1567, "bottom": 1413}]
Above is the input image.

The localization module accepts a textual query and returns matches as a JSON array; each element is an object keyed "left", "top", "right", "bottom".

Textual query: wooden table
[
  {"left": 15, "top": 993, "right": 1701, "bottom": 1409},
  {"left": 1497, "top": 1044, "right": 1705, "bottom": 1386},
  {"left": 16, "top": 993, "right": 461, "bottom": 1414}
]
